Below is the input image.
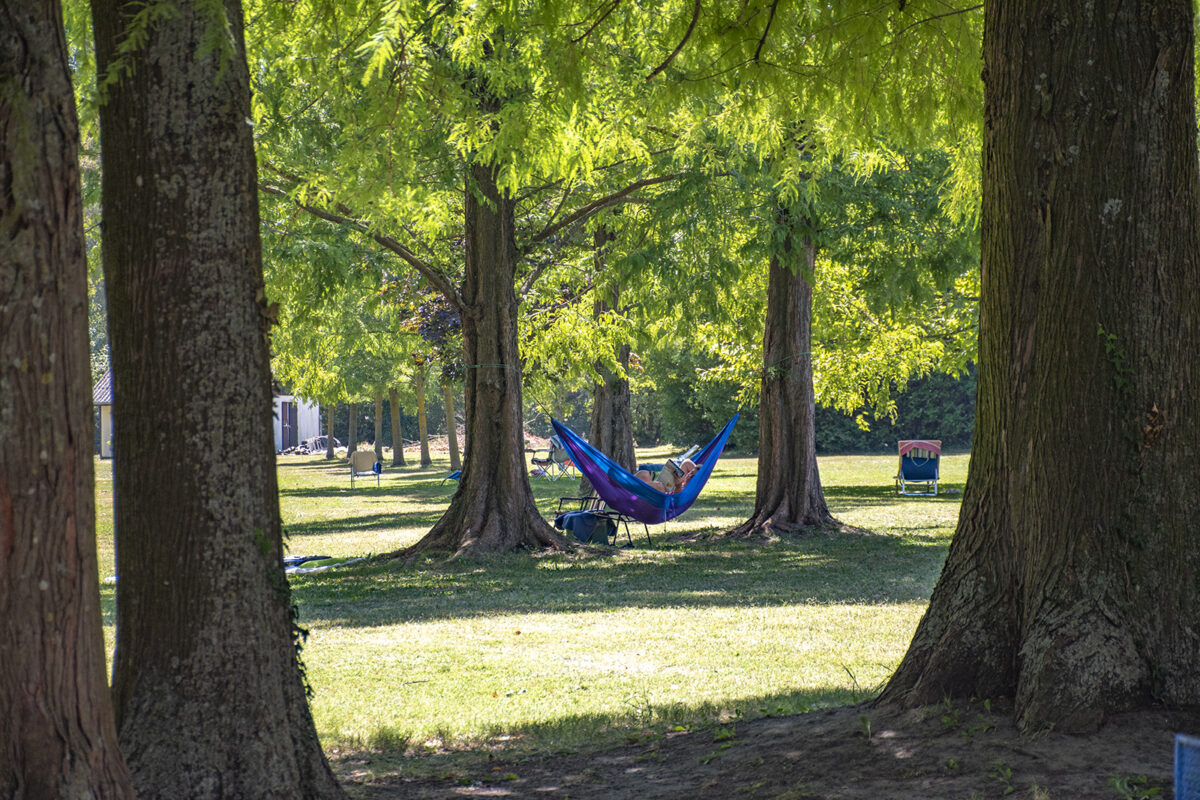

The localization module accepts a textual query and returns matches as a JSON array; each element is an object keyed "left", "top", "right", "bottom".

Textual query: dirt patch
[{"left": 340, "top": 700, "right": 1197, "bottom": 799}]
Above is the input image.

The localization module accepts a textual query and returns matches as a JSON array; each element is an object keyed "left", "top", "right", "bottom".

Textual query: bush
[{"left": 815, "top": 368, "right": 976, "bottom": 454}]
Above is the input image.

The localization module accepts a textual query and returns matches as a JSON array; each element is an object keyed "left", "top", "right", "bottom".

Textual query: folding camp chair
[
  {"left": 349, "top": 450, "right": 381, "bottom": 488},
  {"left": 1177, "top": 733, "right": 1200, "bottom": 799},
  {"left": 554, "top": 493, "right": 649, "bottom": 547},
  {"left": 895, "top": 440, "right": 941, "bottom": 496},
  {"left": 530, "top": 435, "right": 575, "bottom": 481}
]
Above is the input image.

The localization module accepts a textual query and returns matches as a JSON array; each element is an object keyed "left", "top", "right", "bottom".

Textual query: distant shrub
[{"left": 816, "top": 368, "right": 976, "bottom": 454}]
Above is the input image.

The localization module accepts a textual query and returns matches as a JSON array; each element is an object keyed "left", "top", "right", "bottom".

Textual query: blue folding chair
[
  {"left": 895, "top": 439, "right": 941, "bottom": 496},
  {"left": 1178, "top": 733, "right": 1199, "bottom": 799}
]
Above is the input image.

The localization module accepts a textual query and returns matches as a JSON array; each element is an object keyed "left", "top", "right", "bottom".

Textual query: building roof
[{"left": 93, "top": 368, "right": 113, "bottom": 405}]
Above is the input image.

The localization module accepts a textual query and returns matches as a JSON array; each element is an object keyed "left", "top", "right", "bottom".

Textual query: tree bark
[
  {"left": 398, "top": 162, "right": 566, "bottom": 557},
  {"left": 325, "top": 402, "right": 336, "bottom": 459},
  {"left": 389, "top": 387, "right": 406, "bottom": 466},
  {"left": 0, "top": 4, "right": 134, "bottom": 795},
  {"left": 347, "top": 400, "right": 359, "bottom": 458},
  {"left": 92, "top": 1, "right": 345, "bottom": 795},
  {"left": 443, "top": 380, "right": 461, "bottom": 471},
  {"left": 374, "top": 392, "right": 384, "bottom": 463},
  {"left": 879, "top": 0, "right": 1200, "bottom": 733},
  {"left": 415, "top": 369, "right": 432, "bottom": 467},
  {"left": 731, "top": 209, "right": 834, "bottom": 536},
  {"left": 581, "top": 230, "right": 635, "bottom": 495}
]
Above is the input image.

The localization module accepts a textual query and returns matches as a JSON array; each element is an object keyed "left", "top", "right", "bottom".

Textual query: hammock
[{"left": 550, "top": 414, "right": 738, "bottom": 525}]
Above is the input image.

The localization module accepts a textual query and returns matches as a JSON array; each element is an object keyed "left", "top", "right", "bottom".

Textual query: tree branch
[
  {"left": 527, "top": 173, "right": 680, "bottom": 247},
  {"left": 891, "top": 4, "right": 982, "bottom": 40},
  {"left": 753, "top": 0, "right": 779, "bottom": 61},
  {"left": 531, "top": 183, "right": 576, "bottom": 243},
  {"left": 515, "top": 145, "right": 678, "bottom": 204},
  {"left": 571, "top": 0, "right": 622, "bottom": 44},
  {"left": 646, "top": 0, "right": 701, "bottom": 81},
  {"left": 517, "top": 175, "right": 678, "bottom": 298},
  {"left": 259, "top": 184, "right": 464, "bottom": 309},
  {"left": 520, "top": 277, "right": 596, "bottom": 321}
]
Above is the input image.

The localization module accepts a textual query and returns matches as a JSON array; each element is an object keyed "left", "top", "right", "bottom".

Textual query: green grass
[{"left": 94, "top": 446, "right": 967, "bottom": 771}]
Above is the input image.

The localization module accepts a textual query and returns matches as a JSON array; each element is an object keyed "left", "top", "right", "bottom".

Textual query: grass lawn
[{"left": 94, "top": 445, "right": 966, "bottom": 776}]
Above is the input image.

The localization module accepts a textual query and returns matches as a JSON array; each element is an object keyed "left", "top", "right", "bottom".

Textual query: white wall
[
  {"left": 273, "top": 395, "right": 320, "bottom": 451},
  {"left": 296, "top": 399, "right": 321, "bottom": 442},
  {"left": 99, "top": 406, "right": 114, "bottom": 459}
]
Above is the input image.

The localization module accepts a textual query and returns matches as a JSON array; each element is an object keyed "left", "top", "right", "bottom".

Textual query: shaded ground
[{"left": 339, "top": 699, "right": 1196, "bottom": 799}]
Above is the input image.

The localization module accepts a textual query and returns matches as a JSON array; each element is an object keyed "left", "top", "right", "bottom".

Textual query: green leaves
[{"left": 245, "top": 0, "right": 983, "bottom": 442}]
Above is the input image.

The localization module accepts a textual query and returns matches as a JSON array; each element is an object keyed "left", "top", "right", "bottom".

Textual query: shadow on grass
[
  {"left": 285, "top": 511, "right": 446, "bottom": 538},
  {"left": 291, "top": 528, "right": 949, "bottom": 629},
  {"left": 334, "top": 685, "right": 870, "bottom": 772},
  {"left": 823, "top": 483, "right": 965, "bottom": 505},
  {"left": 279, "top": 485, "right": 456, "bottom": 502},
  {"left": 100, "top": 581, "right": 116, "bottom": 628}
]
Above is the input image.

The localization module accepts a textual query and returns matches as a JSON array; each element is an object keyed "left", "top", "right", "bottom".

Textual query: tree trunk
[
  {"left": 389, "top": 387, "right": 406, "bottom": 466},
  {"left": 92, "top": 2, "right": 345, "bottom": 796},
  {"left": 879, "top": 0, "right": 1200, "bottom": 733},
  {"left": 374, "top": 392, "right": 384, "bottom": 463},
  {"left": 0, "top": 5, "right": 134, "bottom": 795},
  {"left": 443, "top": 380, "right": 461, "bottom": 471},
  {"left": 325, "top": 402, "right": 336, "bottom": 459},
  {"left": 731, "top": 210, "right": 834, "bottom": 536},
  {"left": 415, "top": 369, "right": 432, "bottom": 467},
  {"left": 581, "top": 232, "right": 635, "bottom": 495},
  {"left": 399, "top": 163, "right": 566, "bottom": 557},
  {"left": 347, "top": 401, "right": 358, "bottom": 458}
]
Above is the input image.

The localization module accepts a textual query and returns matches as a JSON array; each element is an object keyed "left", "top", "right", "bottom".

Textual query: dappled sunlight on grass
[
  {"left": 305, "top": 599, "right": 927, "bottom": 756},
  {"left": 94, "top": 447, "right": 967, "bottom": 764}
]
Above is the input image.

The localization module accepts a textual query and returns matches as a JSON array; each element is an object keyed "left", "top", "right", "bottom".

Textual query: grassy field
[{"left": 94, "top": 445, "right": 967, "bottom": 776}]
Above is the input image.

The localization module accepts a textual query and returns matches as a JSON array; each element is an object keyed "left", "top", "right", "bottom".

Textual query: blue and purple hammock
[{"left": 550, "top": 414, "right": 738, "bottom": 525}]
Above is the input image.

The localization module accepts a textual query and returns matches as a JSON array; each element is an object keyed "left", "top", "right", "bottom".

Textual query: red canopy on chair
[{"left": 898, "top": 439, "right": 941, "bottom": 456}]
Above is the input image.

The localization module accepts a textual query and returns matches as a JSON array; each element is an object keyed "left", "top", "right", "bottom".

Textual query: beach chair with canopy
[{"left": 895, "top": 439, "right": 941, "bottom": 496}]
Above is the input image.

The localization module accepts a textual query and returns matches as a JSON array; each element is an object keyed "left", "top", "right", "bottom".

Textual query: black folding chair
[{"left": 554, "top": 493, "right": 649, "bottom": 547}]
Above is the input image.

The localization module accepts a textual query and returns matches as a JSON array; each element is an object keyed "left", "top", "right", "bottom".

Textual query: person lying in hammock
[{"left": 635, "top": 458, "right": 698, "bottom": 493}]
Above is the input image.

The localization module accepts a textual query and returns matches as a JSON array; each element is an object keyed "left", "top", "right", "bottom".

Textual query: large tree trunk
[
  {"left": 581, "top": 233, "right": 635, "bottom": 495},
  {"left": 401, "top": 163, "right": 565, "bottom": 556},
  {"left": 731, "top": 212, "right": 834, "bottom": 536},
  {"left": 443, "top": 380, "right": 461, "bottom": 471},
  {"left": 0, "top": 5, "right": 134, "bottom": 795},
  {"left": 583, "top": 344, "right": 635, "bottom": 495},
  {"left": 374, "top": 392, "right": 384, "bottom": 462},
  {"left": 415, "top": 368, "right": 432, "bottom": 466},
  {"left": 389, "top": 387, "right": 406, "bottom": 467},
  {"left": 879, "top": 0, "right": 1200, "bottom": 733},
  {"left": 347, "top": 400, "right": 359, "bottom": 458},
  {"left": 92, "top": 2, "right": 345, "bottom": 796},
  {"left": 325, "top": 402, "right": 336, "bottom": 460}
]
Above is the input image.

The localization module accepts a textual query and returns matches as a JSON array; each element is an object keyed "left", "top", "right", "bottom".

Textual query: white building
[
  {"left": 93, "top": 369, "right": 114, "bottom": 459},
  {"left": 273, "top": 391, "right": 321, "bottom": 452},
  {"left": 93, "top": 369, "right": 321, "bottom": 456}
]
